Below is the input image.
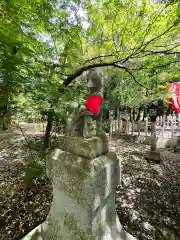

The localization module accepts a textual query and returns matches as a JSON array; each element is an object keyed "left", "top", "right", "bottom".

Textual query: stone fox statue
[
  {"left": 65, "top": 68, "right": 104, "bottom": 138},
  {"left": 87, "top": 68, "right": 104, "bottom": 135},
  {"left": 65, "top": 102, "right": 94, "bottom": 138},
  {"left": 87, "top": 68, "right": 103, "bottom": 94}
]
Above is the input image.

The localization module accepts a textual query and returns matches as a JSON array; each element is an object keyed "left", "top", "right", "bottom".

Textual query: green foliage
[
  {"left": 25, "top": 158, "right": 46, "bottom": 189},
  {"left": 0, "top": 1, "right": 180, "bottom": 190},
  {"left": 0, "top": 0, "right": 179, "bottom": 133},
  {"left": 102, "top": 120, "right": 110, "bottom": 133}
]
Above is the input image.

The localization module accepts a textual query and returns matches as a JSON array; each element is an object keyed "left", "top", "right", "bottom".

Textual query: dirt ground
[
  {"left": 0, "top": 127, "right": 180, "bottom": 240},
  {"left": 0, "top": 127, "right": 52, "bottom": 240},
  {"left": 111, "top": 137, "right": 180, "bottom": 240}
]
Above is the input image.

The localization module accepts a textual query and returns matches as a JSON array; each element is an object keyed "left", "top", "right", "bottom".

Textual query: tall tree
[{"left": 1, "top": 0, "right": 180, "bottom": 148}]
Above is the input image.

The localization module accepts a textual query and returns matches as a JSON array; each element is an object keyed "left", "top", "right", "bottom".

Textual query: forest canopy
[{"left": 0, "top": 0, "right": 180, "bottom": 138}]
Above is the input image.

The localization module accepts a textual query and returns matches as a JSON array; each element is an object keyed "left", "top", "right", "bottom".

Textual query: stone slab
[
  {"left": 117, "top": 135, "right": 179, "bottom": 149},
  {"left": 137, "top": 136, "right": 179, "bottom": 149},
  {"left": 57, "top": 134, "right": 108, "bottom": 158}
]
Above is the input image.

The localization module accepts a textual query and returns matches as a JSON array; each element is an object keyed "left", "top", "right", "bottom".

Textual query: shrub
[{"left": 24, "top": 158, "right": 46, "bottom": 190}]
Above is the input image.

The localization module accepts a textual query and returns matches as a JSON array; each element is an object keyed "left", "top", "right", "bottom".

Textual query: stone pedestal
[
  {"left": 21, "top": 135, "right": 136, "bottom": 240},
  {"left": 45, "top": 136, "right": 114, "bottom": 239}
]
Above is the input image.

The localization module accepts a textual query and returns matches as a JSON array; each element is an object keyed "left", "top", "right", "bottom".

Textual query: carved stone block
[{"left": 57, "top": 135, "right": 108, "bottom": 159}]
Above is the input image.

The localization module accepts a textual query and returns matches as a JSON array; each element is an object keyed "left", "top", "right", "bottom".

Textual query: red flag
[
  {"left": 169, "top": 95, "right": 180, "bottom": 113},
  {"left": 85, "top": 95, "right": 104, "bottom": 114},
  {"left": 168, "top": 82, "right": 180, "bottom": 113}
]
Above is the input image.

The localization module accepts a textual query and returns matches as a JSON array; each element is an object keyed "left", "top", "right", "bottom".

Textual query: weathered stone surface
[
  {"left": 44, "top": 147, "right": 137, "bottom": 240},
  {"left": 21, "top": 135, "right": 136, "bottom": 240},
  {"left": 136, "top": 135, "right": 179, "bottom": 149},
  {"left": 146, "top": 150, "right": 161, "bottom": 162},
  {"left": 57, "top": 134, "right": 108, "bottom": 158},
  {"left": 44, "top": 148, "right": 136, "bottom": 240},
  {"left": 44, "top": 150, "right": 119, "bottom": 239},
  {"left": 47, "top": 148, "right": 119, "bottom": 211},
  {"left": 22, "top": 215, "right": 136, "bottom": 240}
]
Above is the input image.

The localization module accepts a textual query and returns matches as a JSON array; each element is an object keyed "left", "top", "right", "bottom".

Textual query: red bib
[{"left": 85, "top": 95, "right": 104, "bottom": 114}]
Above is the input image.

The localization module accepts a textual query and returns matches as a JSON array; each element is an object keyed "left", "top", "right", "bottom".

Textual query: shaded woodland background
[{"left": 1, "top": 0, "right": 180, "bottom": 239}]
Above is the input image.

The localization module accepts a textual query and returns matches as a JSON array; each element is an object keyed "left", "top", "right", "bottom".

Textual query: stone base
[
  {"left": 146, "top": 150, "right": 161, "bottom": 163},
  {"left": 21, "top": 135, "right": 137, "bottom": 240},
  {"left": 57, "top": 134, "right": 108, "bottom": 158},
  {"left": 44, "top": 150, "right": 120, "bottom": 240},
  {"left": 21, "top": 215, "right": 136, "bottom": 240}
]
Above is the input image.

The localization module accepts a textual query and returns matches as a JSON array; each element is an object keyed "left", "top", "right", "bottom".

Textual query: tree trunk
[
  {"left": 0, "top": 105, "right": 9, "bottom": 130},
  {"left": 43, "top": 110, "right": 53, "bottom": 153}
]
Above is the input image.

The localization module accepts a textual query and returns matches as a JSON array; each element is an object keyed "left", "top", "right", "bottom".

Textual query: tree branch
[
  {"left": 58, "top": 61, "right": 149, "bottom": 93},
  {"left": 141, "top": 50, "right": 180, "bottom": 55},
  {"left": 141, "top": 20, "right": 180, "bottom": 51},
  {"left": 56, "top": 72, "right": 72, "bottom": 77},
  {"left": 128, "top": 60, "right": 180, "bottom": 70},
  {"left": 118, "top": 18, "right": 179, "bottom": 65},
  {"left": 60, "top": 62, "right": 116, "bottom": 88},
  {"left": 57, "top": 57, "right": 179, "bottom": 93},
  {"left": 133, "top": 4, "right": 168, "bottom": 52},
  {"left": 113, "top": 64, "right": 149, "bottom": 90},
  {"left": 84, "top": 54, "right": 116, "bottom": 63},
  {"left": 123, "top": 42, "right": 180, "bottom": 61},
  {"left": 57, "top": 21, "right": 180, "bottom": 93}
]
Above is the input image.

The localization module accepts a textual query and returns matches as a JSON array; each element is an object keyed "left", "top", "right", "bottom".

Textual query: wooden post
[
  {"left": 132, "top": 120, "right": 134, "bottom": 136},
  {"left": 172, "top": 113, "right": 176, "bottom": 127},
  {"left": 124, "top": 121, "right": 127, "bottom": 135},
  {"left": 151, "top": 121, "right": 156, "bottom": 151},
  {"left": 119, "top": 119, "right": 122, "bottom": 134},
  {"left": 173, "top": 113, "right": 177, "bottom": 137},
  {"left": 171, "top": 119, "right": 174, "bottom": 138},
  {"left": 161, "top": 115, "right": 165, "bottom": 138},
  {"left": 115, "top": 115, "right": 117, "bottom": 134},
  {"left": 117, "top": 108, "right": 120, "bottom": 133},
  {"left": 109, "top": 111, "right": 113, "bottom": 140},
  {"left": 149, "top": 104, "right": 157, "bottom": 151},
  {"left": 138, "top": 120, "right": 141, "bottom": 137},
  {"left": 144, "top": 118, "right": 148, "bottom": 137},
  {"left": 109, "top": 119, "right": 113, "bottom": 140},
  {"left": 178, "top": 113, "right": 180, "bottom": 127},
  {"left": 167, "top": 115, "right": 172, "bottom": 126},
  {"left": 126, "top": 113, "right": 130, "bottom": 134},
  {"left": 156, "top": 116, "right": 160, "bottom": 126}
]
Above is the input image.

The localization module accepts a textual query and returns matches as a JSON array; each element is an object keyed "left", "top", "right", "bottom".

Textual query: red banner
[{"left": 168, "top": 82, "right": 180, "bottom": 113}]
